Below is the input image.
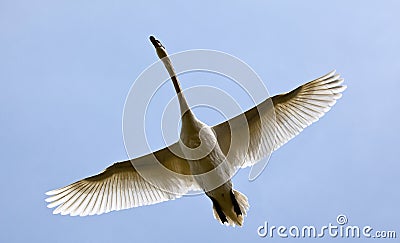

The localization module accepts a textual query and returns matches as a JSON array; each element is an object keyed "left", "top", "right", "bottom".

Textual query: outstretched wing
[
  {"left": 46, "top": 144, "right": 197, "bottom": 216},
  {"left": 213, "top": 70, "right": 346, "bottom": 169}
]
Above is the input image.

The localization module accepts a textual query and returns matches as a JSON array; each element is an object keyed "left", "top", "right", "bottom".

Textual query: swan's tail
[{"left": 211, "top": 189, "right": 249, "bottom": 227}]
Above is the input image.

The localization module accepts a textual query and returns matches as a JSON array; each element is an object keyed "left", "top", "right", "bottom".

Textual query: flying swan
[{"left": 46, "top": 36, "right": 346, "bottom": 226}]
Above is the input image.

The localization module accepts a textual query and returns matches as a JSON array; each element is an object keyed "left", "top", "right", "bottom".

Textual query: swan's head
[{"left": 149, "top": 36, "right": 168, "bottom": 59}]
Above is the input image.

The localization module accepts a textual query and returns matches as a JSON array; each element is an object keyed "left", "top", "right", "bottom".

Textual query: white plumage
[{"left": 46, "top": 36, "right": 346, "bottom": 226}]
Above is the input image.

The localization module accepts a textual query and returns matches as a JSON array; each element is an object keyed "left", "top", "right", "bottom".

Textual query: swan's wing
[
  {"left": 46, "top": 143, "right": 197, "bottom": 216},
  {"left": 213, "top": 71, "right": 346, "bottom": 169}
]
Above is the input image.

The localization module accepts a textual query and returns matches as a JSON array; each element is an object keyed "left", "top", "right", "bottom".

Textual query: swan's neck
[
  {"left": 150, "top": 36, "right": 195, "bottom": 121},
  {"left": 161, "top": 57, "right": 193, "bottom": 120}
]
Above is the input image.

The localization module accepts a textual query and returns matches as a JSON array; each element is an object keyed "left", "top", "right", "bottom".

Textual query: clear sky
[{"left": 1, "top": 0, "right": 399, "bottom": 242}]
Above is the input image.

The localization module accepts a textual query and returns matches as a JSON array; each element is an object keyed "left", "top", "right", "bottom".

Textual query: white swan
[{"left": 46, "top": 36, "right": 346, "bottom": 226}]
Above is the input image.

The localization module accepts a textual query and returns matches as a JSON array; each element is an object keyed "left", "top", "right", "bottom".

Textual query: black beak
[{"left": 149, "top": 36, "right": 164, "bottom": 48}]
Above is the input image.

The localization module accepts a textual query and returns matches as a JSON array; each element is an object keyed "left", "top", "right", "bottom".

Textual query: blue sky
[{"left": 1, "top": 0, "right": 399, "bottom": 242}]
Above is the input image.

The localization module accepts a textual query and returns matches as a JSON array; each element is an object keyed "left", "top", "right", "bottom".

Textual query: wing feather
[
  {"left": 213, "top": 71, "right": 346, "bottom": 169},
  {"left": 46, "top": 145, "right": 198, "bottom": 216}
]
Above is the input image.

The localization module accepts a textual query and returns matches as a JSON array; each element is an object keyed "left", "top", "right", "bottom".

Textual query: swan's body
[{"left": 46, "top": 36, "right": 346, "bottom": 227}]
